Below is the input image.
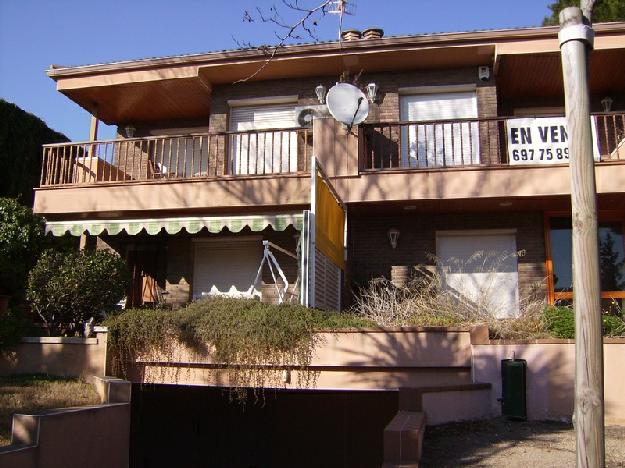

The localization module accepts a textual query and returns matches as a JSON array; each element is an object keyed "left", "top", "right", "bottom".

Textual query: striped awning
[{"left": 45, "top": 213, "right": 304, "bottom": 236}]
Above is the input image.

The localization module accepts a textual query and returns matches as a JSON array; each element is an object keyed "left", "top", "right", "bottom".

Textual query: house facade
[{"left": 34, "top": 23, "right": 625, "bottom": 314}]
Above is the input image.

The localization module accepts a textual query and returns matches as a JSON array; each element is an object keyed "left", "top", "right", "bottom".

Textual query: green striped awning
[{"left": 45, "top": 213, "right": 304, "bottom": 236}]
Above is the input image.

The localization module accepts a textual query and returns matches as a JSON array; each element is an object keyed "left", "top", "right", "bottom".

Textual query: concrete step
[{"left": 383, "top": 410, "right": 426, "bottom": 466}]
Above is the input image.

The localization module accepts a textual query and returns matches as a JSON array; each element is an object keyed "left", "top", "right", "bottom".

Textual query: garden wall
[
  {"left": 472, "top": 339, "right": 625, "bottom": 425},
  {"left": 0, "top": 329, "right": 108, "bottom": 378},
  {"left": 0, "top": 377, "right": 131, "bottom": 468},
  {"left": 132, "top": 327, "right": 478, "bottom": 391}
]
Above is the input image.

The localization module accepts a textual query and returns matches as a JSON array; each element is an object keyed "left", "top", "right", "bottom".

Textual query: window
[
  {"left": 400, "top": 91, "right": 479, "bottom": 167},
  {"left": 229, "top": 104, "right": 298, "bottom": 174},
  {"left": 436, "top": 230, "right": 519, "bottom": 318},
  {"left": 547, "top": 216, "right": 625, "bottom": 307}
]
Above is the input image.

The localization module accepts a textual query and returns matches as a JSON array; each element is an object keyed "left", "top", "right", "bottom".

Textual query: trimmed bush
[{"left": 27, "top": 249, "right": 129, "bottom": 335}]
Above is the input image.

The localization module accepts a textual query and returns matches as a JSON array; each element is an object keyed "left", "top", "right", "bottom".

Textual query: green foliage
[
  {"left": 27, "top": 250, "right": 129, "bottom": 335},
  {"left": 103, "top": 297, "right": 374, "bottom": 399},
  {"left": 603, "top": 313, "right": 625, "bottom": 336},
  {"left": 0, "top": 198, "right": 45, "bottom": 296},
  {"left": 0, "top": 309, "right": 33, "bottom": 351},
  {"left": 0, "top": 100, "right": 68, "bottom": 205},
  {"left": 543, "top": 0, "right": 625, "bottom": 25},
  {"left": 544, "top": 306, "right": 576, "bottom": 338},
  {"left": 544, "top": 305, "right": 625, "bottom": 338}
]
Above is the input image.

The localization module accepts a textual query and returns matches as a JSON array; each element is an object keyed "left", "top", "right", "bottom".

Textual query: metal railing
[
  {"left": 361, "top": 112, "right": 625, "bottom": 171},
  {"left": 40, "top": 127, "right": 313, "bottom": 187}
]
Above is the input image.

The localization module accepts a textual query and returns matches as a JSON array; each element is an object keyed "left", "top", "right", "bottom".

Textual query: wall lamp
[
  {"left": 366, "top": 82, "right": 379, "bottom": 103},
  {"left": 388, "top": 228, "right": 400, "bottom": 249},
  {"left": 124, "top": 125, "right": 136, "bottom": 138},
  {"left": 601, "top": 96, "right": 613, "bottom": 112},
  {"left": 315, "top": 84, "right": 327, "bottom": 104}
]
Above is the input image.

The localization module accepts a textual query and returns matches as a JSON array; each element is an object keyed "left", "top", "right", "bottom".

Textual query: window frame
[{"left": 544, "top": 210, "right": 625, "bottom": 304}]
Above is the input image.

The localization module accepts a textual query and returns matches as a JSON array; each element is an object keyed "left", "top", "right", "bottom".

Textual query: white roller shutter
[
  {"left": 229, "top": 104, "right": 297, "bottom": 174},
  {"left": 192, "top": 240, "right": 263, "bottom": 299},
  {"left": 400, "top": 91, "right": 479, "bottom": 167},
  {"left": 436, "top": 231, "right": 519, "bottom": 318}
]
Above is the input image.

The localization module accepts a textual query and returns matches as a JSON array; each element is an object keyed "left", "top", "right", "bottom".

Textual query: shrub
[
  {"left": 0, "top": 198, "right": 44, "bottom": 297},
  {"left": 351, "top": 262, "right": 548, "bottom": 339},
  {"left": 543, "top": 306, "right": 575, "bottom": 339},
  {"left": 104, "top": 297, "right": 373, "bottom": 400},
  {"left": 603, "top": 314, "right": 625, "bottom": 337},
  {"left": 27, "top": 249, "right": 129, "bottom": 335},
  {"left": 0, "top": 308, "right": 33, "bottom": 351},
  {"left": 544, "top": 306, "right": 625, "bottom": 339}
]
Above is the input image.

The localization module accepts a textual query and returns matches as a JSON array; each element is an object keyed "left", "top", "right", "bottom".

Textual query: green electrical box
[{"left": 501, "top": 358, "right": 527, "bottom": 420}]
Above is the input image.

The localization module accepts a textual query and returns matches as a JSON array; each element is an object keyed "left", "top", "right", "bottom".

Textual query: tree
[
  {"left": 27, "top": 249, "right": 130, "bottom": 335},
  {"left": 543, "top": 0, "right": 625, "bottom": 25},
  {"left": 0, "top": 99, "right": 68, "bottom": 205},
  {"left": 0, "top": 198, "right": 45, "bottom": 298}
]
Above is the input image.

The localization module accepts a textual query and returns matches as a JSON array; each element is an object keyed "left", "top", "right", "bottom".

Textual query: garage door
[
  {"left": 192, "top": 240, "right": 263, "bottom": 299},
  {"left": 436, "top": 231, "right": 519, "bottom": 318}
]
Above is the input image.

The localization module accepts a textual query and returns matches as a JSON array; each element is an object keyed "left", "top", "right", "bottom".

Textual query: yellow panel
[{"left": 315, "top": 174, "right": 345, "bottom": 269}]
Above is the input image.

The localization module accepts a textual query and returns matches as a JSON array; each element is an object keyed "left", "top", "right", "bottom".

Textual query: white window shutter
[
  {"left": 400, "top": 92, "right": 480, "bottom": 167},
  {"left": 229, "top": 104, "right": 298, "bottom": 174}
]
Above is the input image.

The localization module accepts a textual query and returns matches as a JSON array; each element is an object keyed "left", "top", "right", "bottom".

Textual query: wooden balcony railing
[
  {"left": 361, "top": 112, "right": 625, "bottom": 171},
  {"left": 40, "top": 127, "right": 313, "bottom": 187}
]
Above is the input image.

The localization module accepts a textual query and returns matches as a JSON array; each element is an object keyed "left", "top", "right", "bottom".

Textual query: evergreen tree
[
  {"left": 543, "top": 0, "right": 625, "bottom": 25},
  {"left": 0, "top": 100, "right": 68, "bottom": 205}
]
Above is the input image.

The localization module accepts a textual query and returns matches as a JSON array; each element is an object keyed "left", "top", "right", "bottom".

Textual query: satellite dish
[{"left": 326, "top": 83, "right": 369, "bottom": 128}]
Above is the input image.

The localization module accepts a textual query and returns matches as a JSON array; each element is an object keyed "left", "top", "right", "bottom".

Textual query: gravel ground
[{"left": 421, "top": 418, "right": 625, "bottom": 467}]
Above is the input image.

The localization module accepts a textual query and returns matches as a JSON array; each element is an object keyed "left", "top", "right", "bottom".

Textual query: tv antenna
[
  {"left": 328, "top": 0, "right": 356, "bottom": 40},
  {"left": 325, "top": 82, "right": 369, "bottom": 132}
]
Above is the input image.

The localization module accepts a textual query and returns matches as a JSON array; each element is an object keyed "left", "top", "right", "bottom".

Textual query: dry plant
[{"left": 351, "top": 251, "right": 549, "bottom": 339}]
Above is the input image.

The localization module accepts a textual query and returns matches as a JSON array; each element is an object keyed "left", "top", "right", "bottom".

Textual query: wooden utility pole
[{"left": 559, "top": 6, "right": 605, "bottom": 468}]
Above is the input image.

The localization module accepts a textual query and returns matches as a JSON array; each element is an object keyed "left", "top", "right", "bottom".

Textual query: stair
[{"left": 382, "top": 383, "right": 492, "bottom": 467}]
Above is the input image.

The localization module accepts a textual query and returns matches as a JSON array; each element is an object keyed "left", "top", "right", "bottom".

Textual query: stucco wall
[
  {"left": 472, "top": 341, "right": 625, "bottom": 425},
  {"left": 0, "top": 403, "right": 130, "bottom": 468},
  {"left": 0, "top": 332, "right": 108, "bottom": 378}
]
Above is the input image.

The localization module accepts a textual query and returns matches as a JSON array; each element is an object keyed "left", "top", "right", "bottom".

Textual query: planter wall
[
  {"left": 472, "top": 339, "right": 625, "bottom": 425},
  {"left": 0, "top": 331, "right": 108, "bottom": 378}
]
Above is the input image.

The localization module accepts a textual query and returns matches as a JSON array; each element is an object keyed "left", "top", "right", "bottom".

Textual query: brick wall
[
  {"left": 347, "top": 210, "right": 547, "bottom": 303},
  {"left": 208, "top": 68, "right": 496, "bottom": 132}
]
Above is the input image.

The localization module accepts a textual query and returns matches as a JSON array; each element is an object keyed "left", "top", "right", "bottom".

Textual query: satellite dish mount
[{"left": 325, "top": 82, "right": 370, "bottom": 132}]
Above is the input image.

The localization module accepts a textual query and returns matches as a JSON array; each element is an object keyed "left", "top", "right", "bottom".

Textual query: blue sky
[{"left": 1, "top": 0, "right": 554, "bottom": 141}]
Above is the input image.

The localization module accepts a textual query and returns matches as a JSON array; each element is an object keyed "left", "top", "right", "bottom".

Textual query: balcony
[
  {"left": 40, "top": 127, "right": 313, "bottom": 187},
  {"left": 34, "top": 113, "right": 625, "bottom": 216},
  {"left": 361, "top": 112, "right": 625, "bottom": 171}
]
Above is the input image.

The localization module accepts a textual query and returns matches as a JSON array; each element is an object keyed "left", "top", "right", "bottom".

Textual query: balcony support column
[{"left": 89, "top": 115, "right": 99, "bottom": 141}]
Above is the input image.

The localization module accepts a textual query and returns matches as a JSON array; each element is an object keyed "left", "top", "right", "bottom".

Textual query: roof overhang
[{"left": 47, "top": 23, "right": 625, "bottom": 125}]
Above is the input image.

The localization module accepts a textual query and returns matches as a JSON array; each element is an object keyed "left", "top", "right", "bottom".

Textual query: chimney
[
  {"left": 341, "top": 29, "right": 361, "bottom": 41},
  {"left": 362, "top": 28, "right": 384, "bottom": 40}
]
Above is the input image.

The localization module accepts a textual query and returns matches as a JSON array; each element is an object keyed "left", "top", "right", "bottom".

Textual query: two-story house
[{"left": 35, "top": 23, "right": 625, "bottom": 315}]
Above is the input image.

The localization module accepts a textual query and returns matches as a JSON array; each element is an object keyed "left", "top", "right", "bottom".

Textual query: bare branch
[{"left": 233, "top": 0, "right": 336, "bottom": 83}]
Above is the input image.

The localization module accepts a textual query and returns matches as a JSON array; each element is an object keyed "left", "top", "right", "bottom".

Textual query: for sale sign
[{"left": 506, "top": 117, "right": 600, "bottom": 165}]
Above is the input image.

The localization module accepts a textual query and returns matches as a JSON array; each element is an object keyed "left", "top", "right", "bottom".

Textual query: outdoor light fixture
[
  {"left": 366, "top": 82, "right": 379, "bottom": 103},
  {"left": 601, "top": 96, "right": 614, "bottom": 112},
  {"left": 315, "top": 84, "right": 328, "bottom": 104},
  {"left": 124, "top": 125, "right": 136, "bottom": 138},
  {"left": 388, "top": 228, "right": 400, "bottom": 249}
]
